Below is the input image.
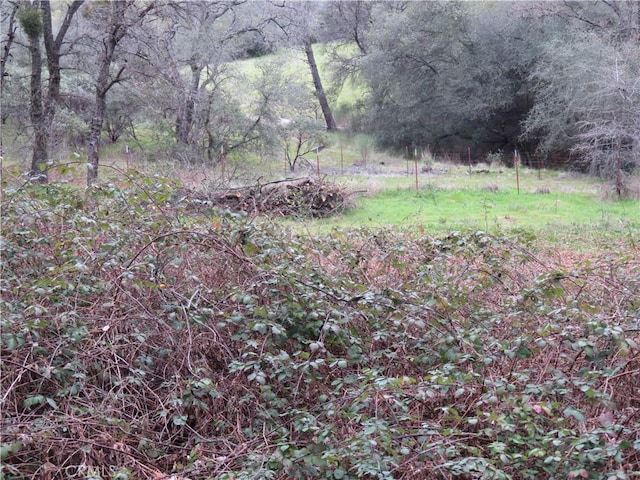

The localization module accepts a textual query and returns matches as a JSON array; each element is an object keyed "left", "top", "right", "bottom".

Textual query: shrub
[{"left": 1, "top": 176, "right": 638, "bottom": 479}]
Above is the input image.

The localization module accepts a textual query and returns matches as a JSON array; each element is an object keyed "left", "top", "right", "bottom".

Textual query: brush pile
[{"left": 183, "top": 177, "right": 351, "bottom": 218}]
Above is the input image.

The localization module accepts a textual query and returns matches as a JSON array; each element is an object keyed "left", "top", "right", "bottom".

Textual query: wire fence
[{"left": 410, "top": 148, "right": 576, "bottom": 170}]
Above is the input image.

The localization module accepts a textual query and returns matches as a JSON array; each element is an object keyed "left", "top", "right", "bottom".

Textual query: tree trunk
[
  {"left": 304, "top": 38, "right": 337, "bottom": 131},
  {"left": 0, "top": 2, "right": 18, "bottom": 104},
  {"left": 87, "top": 84, "right": 108, "bottom": 186},
  {"left": 87, "top": 1, "right": 128, "bottom": 186},
  {"left": 182, "top": 65, "right": 197, "bottom": 142},
  {"left": 28, "top": 32, "right": 48, "bottom": 183},
  {"left": 41, "top": 0, "right": 84, "bottom": 128},
  {"left": 22, "top": 0, "right": 84, "bottom": 182},
  {"left": 176, "top": 63, "right": 201, "bottom": 144}
]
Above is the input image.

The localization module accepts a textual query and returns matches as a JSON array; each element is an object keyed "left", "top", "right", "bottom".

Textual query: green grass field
[
  {"left": 324, "top": 187, "right": 637, "bottom": 230},
  {"left": 274, "top": 160, "right": 639, "bottom": 241}
]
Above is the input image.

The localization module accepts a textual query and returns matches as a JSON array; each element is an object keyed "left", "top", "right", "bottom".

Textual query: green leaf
[
  {"left": 563, "top": 407, "right": 585, "bottom": 423},
  {"left": 23, "top": 395, "right": 45, "bottom": 409},
  {"left": 0, "top": 441, "right": 22, "bottom": 461},
  {"left": 333, "top": 468, "right": 346, "bottom": 479},
  {"left": 172, "top": 415, "right": 188, "bottom": 426}
]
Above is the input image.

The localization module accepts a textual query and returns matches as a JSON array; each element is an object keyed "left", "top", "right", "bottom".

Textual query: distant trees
[
  {"left": 351, "top": 0, "right": 638, "bottom": 191},
  {"left": 247, "top": 55, "right": 327, "bottom": 172},
  {"left": 1, "top": 0, "right": 637, "bottom": 190},
  {"left": 520, "top": 2, "right": 640, "bottom": 192},
  {"left": 359, "top": 1, "right": 470, "bottom": 150},
  {"left": 159, "top": 1, "right": 250, "bottom": 146},
  {"left": 133, "top": 1, "right": 277, "bottom": 164},
  {"left": 358, "top": 1, "right": 542, "bottom": 154}
]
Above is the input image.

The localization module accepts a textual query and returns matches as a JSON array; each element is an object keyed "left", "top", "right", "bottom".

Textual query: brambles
[{"left": 1, "top": 177, "right": 639, "bottom": 479}]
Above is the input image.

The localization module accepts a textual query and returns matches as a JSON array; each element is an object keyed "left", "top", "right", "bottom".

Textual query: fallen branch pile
[{"left": 183, "top": 177, "right": 351, "bottom": 218}]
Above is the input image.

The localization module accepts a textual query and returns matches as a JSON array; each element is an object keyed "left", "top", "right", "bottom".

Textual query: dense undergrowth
[{"left": 1, "top": 176, "right": 639, "bottom": 480}]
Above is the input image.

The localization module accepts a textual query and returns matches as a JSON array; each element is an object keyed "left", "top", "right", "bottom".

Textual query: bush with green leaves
[{"left": 1, "top": 172, "right": 638, "bottom": 479}]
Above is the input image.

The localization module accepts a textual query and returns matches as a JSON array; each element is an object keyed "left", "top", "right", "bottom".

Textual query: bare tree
[
  {"left": 523, "top": 32, "right": 639, "bottom": 195},
  {"left": 572, "top": 46, "right": 640, "bottom": 196},
  {"left": 0, "top": 1, "right": 19, "bottom": 100},
  {"left": 16, "top": 0, "right": 83, "bottom": 182},
  {"left": 85, "top": 0, "right": 154, "bottom": 186},
  {"left": 135, "top": 0, "right": 275, "bottom": 163},
  {"left": 269, "top": 1, "right": 337, "bottom": 132},
  {"left": 280, "top": 116, "right": 327, "bottom": 172},
  {"left": 41, "top": 1, "right": 84, "bottom": 134},
  {"left": 159, "top": 1, "right": 237, "bottom": 146}
]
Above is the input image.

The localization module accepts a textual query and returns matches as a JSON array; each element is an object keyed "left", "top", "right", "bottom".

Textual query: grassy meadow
[
  {"left": 3, "top": 135, "right": 637, "bottom": 246},
  {"left": 325, "top": 186, "right": 637, "bottom": 231},
  {"left": 280, "top": 154, "right": 639, "bottom": 245}
]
